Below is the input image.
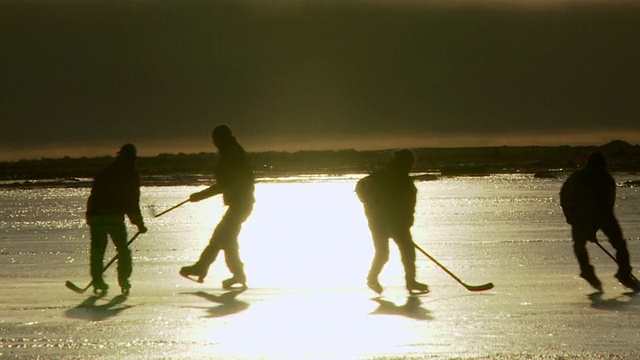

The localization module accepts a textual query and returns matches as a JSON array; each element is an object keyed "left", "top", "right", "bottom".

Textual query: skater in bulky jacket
[
  {"left": 355, "top": 149, "right": 429, "bottom": 295},
  {"left": 560, "top": 151, "right": 639, "bottom": 292},
  {"left": 86, "top": 143, "right": 147, "bottom": 295},
  {"left": 180, "top": 124, "right": 255, "bottom": 289}
]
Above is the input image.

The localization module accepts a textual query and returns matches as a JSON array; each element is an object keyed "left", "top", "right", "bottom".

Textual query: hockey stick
[
  {"left": 593, "top": 239, "right": 640, "bottom": 283},
  {"left": 414, "top": 243, "right": 494, "bottom": 292},
  {"left": 65, "top": 232, "right": 141, "bottom": 294},
  {"left": 154, "top": 199, "right": 189, "bottom": 218}
]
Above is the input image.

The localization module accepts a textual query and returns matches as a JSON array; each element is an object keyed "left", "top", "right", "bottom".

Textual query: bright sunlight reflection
[
  {"left": 180, "top": 180, "right": 432, "bottom": 358},
  {"left": 182, "top": 293, "right": 437, "bottom": 359},
  {"left": 179, "top": 179, "right": 417, "bottom": 289},
  {"left": 241, "top": 180, "right": 381, "bottom": 288}
]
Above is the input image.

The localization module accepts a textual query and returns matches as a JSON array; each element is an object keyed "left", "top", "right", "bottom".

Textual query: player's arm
[{"left": 189, "top": 184, "right": 221, "bottom": 202}]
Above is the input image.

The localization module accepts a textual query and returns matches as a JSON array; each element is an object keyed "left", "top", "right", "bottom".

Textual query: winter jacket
[
  {"left": 560, "top": 168, "right": 616, "bottom": 226},
  {"left": 217, "top": 142, "right": 255, "bottom": 207},
  {"left": 86, "top": 157, "right": 144, "bottom": 226},
  {"left": 356, "top": 168, "right": 417, "bottom": 229}
]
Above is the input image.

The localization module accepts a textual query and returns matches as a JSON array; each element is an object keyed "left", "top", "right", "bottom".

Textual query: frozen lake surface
[{"left": 1, "top": 174, "right": 640, "bottom": 359}]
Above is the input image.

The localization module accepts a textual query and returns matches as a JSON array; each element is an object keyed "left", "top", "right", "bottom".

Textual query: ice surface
[{"left": 1, "top": 175, "right": 640, "bottom": 359}]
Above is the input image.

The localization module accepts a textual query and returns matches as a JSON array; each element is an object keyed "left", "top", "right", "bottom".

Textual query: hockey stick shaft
[
  {"left": 65, "top": 232, "right": 142, "bottom": 294},
  {"left": 154, "top": 199, "right": 189, "bottom": 218},
  {"left": 414, "top": 243, "right": 494, "bottom": 292},
  {"left": 593, "top": 239, "right": 640, "bottom": 283}
]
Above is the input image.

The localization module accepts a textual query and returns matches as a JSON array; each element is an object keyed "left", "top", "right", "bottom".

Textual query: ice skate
[
  {"left": 615, "top": 272, "right": 640, "bottom": 292},
  {"left": 367, "top": 278, "right": 383, "bottom": 294},
  {"left": 92, "top": 280, "right": 109, "bottom": 296},
  {"left": 119, "top": 279, "right": 131, "bottom": 295},
  {"left": 180, "top": 264, "right": 207, "bottom": 283},
  {"left": 222, "top": 274, "right": 247, "bottom": 290},
  {"left": 580, "top": 271, "right": 603, "bottom": 292},
  {"left": 406, "top": 280, "right": 429, "bottom": 295}
]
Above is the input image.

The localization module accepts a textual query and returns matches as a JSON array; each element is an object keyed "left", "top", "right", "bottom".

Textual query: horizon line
[{"left": 2, "top": 139, "right": 636, "bottom": 163}]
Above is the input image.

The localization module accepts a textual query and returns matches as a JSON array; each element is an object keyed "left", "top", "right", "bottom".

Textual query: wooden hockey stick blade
[
  {"left": 463, "top": 282, "right": 494, "bottom": 292},
  {"left": 65, "top": 280, "right": 89, "bottom": 294}
]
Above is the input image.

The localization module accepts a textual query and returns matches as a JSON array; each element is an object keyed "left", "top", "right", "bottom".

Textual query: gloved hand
[
  {"left": 137, "top": 224, "right": 148, "bottom": 234},
  {"left": 189, "top": 191, "right": 207, "bottom": 202}
]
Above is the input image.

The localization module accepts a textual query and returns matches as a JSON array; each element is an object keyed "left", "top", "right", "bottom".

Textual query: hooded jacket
[
  {"left": 560, "top": 152, "right": 616, "bottom": 226},
  {"left": 356, "top": 167, "right": 417, "bottom": 229},
  {"left": 216, "top": 140, "right": 255, "bottom": 207}
]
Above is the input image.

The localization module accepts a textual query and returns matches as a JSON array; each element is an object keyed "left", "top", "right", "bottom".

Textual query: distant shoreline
[{"left": 1, "top": 141, "right": 639, "bottom": 184}]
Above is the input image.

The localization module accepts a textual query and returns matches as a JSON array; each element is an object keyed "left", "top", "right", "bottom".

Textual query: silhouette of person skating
[
  {"left": 355, "top": 149, "right": 429, "bottom": 295},
  {"left": 560, "top": 151, "right": 640, "bottom": 292},
  {"left": 86, "top": 143, "right": 147, "bottom": 295},
  {"left": 180, "top": 125, "right": 255, "bottom": 289}
]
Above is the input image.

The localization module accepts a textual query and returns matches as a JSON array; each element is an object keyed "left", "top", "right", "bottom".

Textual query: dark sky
[{"left": 1, "top": 0, "right": 639, "bottom": 161}]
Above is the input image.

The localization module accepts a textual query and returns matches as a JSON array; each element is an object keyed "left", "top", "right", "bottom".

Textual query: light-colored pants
[{"left": 195, "top": 202, "right": 254, "bottom": 277}]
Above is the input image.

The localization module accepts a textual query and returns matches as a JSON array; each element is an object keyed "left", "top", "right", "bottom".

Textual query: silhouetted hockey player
[
  {"left": 560, "top": 151, "right": 640, "bottom": 292},
  {"left": 356, "top": 149, "right": 429, "bottom": 295},
  {"left": 180, "top": 125, "right": 255, "bottom": 289},
  {"left": 86, "top": 144, "right": 147, "bottom": 295}
]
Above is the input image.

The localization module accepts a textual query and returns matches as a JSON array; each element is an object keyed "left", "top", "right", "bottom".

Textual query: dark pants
[
  {"left": 367, "top": 223, "right": 417, "bottom": 284},
  {"left": 88, "top": 216, "right": 131, "bottom": 286},
  {"left": 571, "top": 214, "right": 631, "bottom": 277},
  {"left": 195, "top": 202, "right": 253, "bottom": 277}
]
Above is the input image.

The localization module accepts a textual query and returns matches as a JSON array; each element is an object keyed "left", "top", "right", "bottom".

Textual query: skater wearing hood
[
  {"left": 180, "top": 125, "right": 255, "bottom": 289},
  {"left": 86, "top": 143, "right": 148, "bottom": 295},
  {"left": 355, "top": 149, "right": 429, "bottom": 295},
  {"left": 560, "top": 151, "right": 640, "bottom": 292}
]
